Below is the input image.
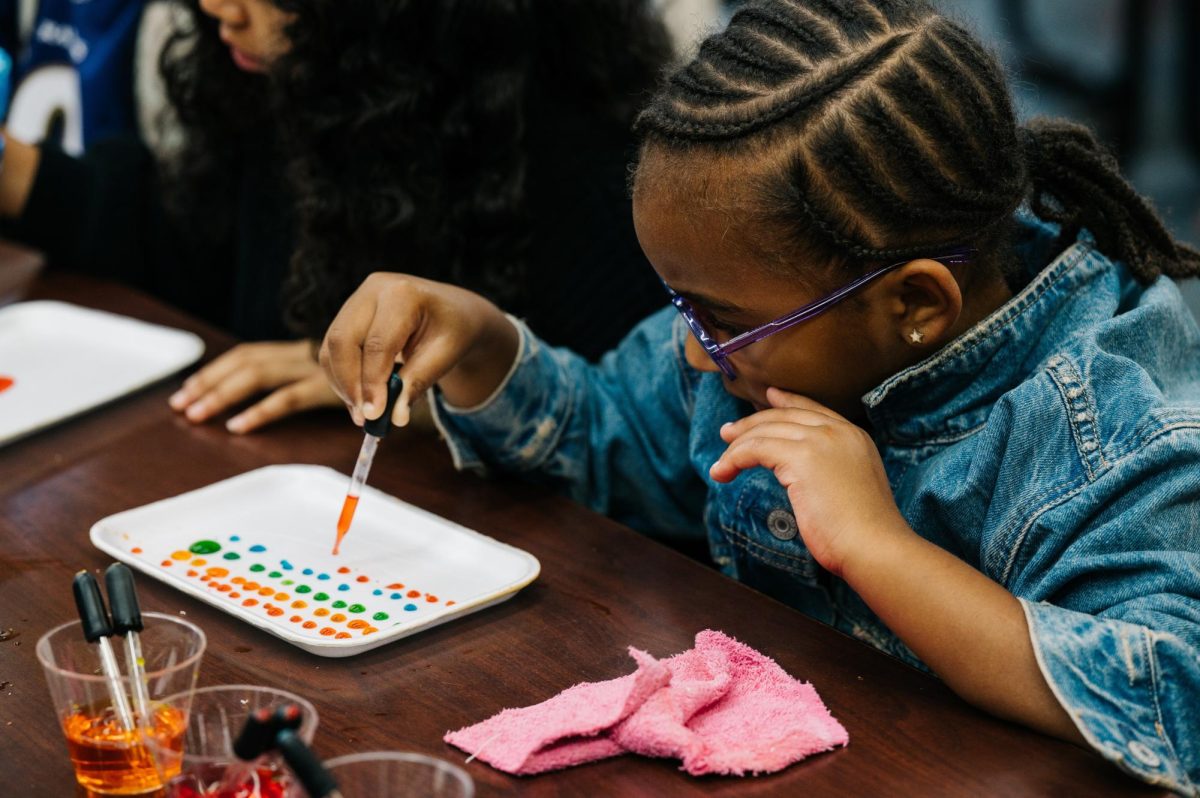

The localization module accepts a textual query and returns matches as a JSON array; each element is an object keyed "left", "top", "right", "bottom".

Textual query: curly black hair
[{"left": 159, "top": 0, "right": 672, "bottom": 338}]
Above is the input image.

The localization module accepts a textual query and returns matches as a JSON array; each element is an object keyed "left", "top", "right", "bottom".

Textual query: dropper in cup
[
  {"left": 277, "top": 729, "right": 343, "bottom": 798},
  {"left": 105, "top": 564, "right": 153, "bottom": 729},
  {"left": 215, "top": 701, "right": 307, "bottom": 794},
  {"left": 72, "top": 571, "right": 136, "bottom": 733}
]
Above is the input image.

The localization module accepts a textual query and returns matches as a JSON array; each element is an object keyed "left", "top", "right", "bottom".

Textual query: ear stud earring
[{"left": 908, "top": 329, "right": 925, "bottom": 344}]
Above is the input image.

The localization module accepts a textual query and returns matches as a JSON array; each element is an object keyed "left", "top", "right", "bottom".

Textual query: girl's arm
[
  {"left": 844, "top": 523, "right": 1084, "bottom": 743},
  {"left": 0, "top": 134, "right": 41, "bottom": 218}
]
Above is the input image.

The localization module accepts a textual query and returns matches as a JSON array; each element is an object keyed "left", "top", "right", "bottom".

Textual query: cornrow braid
[{"left": 634, "top": 0, "right": 1200, "bottom": 285}]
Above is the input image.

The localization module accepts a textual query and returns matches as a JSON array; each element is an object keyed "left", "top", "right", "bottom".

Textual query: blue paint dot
[
  {"left": 302, "top": 568, "right": 313, "bottom": 576},
  {"left": 317, "top": 573, "right": 330, "bottom": 580},
  {"left": 230, "top": 535, "right": 241, "bottom": 542},
  {"left": 249, "top": 544, "right": 267, "bottom": 553},
  {"left": 372, "top": 589, "right": 383, "bottom": 596},
  {"left": 280, "top": 560, "right": 293, "bottom": 570},
  {"left": 338, "top": 584, "right": 350, "bottom": 592},
  {"left": 404, "top": 604, "right": 418, "bottom": 612},
  {"left": 390, "top": 593, "right": 402, "bottom": 600}
]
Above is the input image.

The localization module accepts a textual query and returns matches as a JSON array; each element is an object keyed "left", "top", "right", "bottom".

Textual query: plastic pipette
[{"left": 333, "top": 368, "right": 404, "bottom": 555}]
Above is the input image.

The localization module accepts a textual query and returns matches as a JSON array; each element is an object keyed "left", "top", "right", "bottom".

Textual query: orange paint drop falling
[
  {"left": 0, "top": 376, "right": 13, "bottom": 393},
  {"left": 332, "top": 494, "right": 359, "bottom": 555}
]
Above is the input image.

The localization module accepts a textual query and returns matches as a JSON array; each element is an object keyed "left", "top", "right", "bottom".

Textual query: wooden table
[{"left": 0, "top": 269, "right": 1166, "bottom": 797}]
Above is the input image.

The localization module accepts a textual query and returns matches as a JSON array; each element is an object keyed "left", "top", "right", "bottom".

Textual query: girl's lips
[{"left": 229, "top": 46, "right": 266, "bottom": 73}]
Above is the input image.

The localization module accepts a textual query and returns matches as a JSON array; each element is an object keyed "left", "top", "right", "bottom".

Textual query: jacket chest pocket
[{"left": 712, "top": 470, "right": 821, "bottom": 585}]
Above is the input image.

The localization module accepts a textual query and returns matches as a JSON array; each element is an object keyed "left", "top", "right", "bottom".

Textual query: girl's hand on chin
[{"left": 709, "top": 387, "right": 914, "bottom": 577}]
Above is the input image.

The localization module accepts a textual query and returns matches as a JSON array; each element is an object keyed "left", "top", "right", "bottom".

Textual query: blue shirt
[{"left": 432, "top": 217, "right": 1200, "bottom": 794}]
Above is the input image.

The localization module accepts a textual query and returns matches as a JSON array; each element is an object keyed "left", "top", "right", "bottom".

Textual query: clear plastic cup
[
  {"left": 324, "top": 752, "right": 474, "bottom": 798},
  {"left": 36, "top": 612, "right": 207, "bottom": 795},
  {"left": 163, "top": 684, "right": 319, "bottom": 798}
]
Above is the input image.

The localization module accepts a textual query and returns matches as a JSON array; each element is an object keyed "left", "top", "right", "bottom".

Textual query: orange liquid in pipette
[
  {"left": 63, "top": 702, "right": 186, "bottom": 793},
  {"left": 333, "top": 494, "right": 359, "bottom": 555}
]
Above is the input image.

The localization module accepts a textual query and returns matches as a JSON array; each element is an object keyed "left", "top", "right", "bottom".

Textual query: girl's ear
[{"left": 885, "top": 259, "right": 964, "bottom": 349}]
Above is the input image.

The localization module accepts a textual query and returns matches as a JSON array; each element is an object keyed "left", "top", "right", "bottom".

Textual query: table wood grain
[{"left": 0, "top": 272, "right": 1166, "bottom": 796}]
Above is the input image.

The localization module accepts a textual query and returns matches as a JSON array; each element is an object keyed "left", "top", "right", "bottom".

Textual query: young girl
[
  {"left": 0, "top": 0, "right": 671, "bottom": 432},
  {"left": 320, "top": 0, "right": 1200, "bottom": 790}
]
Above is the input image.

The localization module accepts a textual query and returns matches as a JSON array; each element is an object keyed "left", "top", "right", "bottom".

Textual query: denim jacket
[{"left": 432, "top": 218, "right": 1200, "bottom": 794}]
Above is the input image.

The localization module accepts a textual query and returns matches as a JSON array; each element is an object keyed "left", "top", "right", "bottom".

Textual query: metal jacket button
[{"left": 766, "top": 509, "right": 798, "bottom": 541}]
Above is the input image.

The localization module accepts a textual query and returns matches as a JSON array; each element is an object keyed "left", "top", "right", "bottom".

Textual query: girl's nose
[
  {"left": 684, "top": 335, "right": 723, "bottom": 374},
  {"left": 198, "top": 0, "right": 248, "bottom": 26}
]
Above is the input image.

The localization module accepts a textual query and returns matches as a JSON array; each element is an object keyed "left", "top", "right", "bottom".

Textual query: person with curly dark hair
[{"left": 0, "top": 0, "right": 672, "bottom": 432}]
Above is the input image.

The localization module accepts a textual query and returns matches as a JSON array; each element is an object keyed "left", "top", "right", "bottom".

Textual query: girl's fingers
[
  {"left": 226, "top": 373, "right": 338, "bottom": 434},
  {"left": 392, "top": 331, "right": 466, "bottom": 427},
  {"left": 182, "top": 365, "right": 271, "bottom": 423},
  {"left": 710, "top": 435, "right": 808, "bottom": 483},
  {"left": 765, "top": 387, "right": 849, "bottom": 421},
  {"left": 720, "top": 407, "right": 835, "bottom": 441},
  {"left": 360, "top": 297, "right": 420, "bottom": 423},
  {"left": 169, "top": 346, "right": 254, "bottom": 410},
  {"left": 321, "top": 295, "right": 376, "bottom": 422}
]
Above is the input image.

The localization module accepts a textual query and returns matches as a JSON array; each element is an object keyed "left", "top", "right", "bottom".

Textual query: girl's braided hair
[{"left": 634, "top": 0, "right": 1200, "bottom": 286}]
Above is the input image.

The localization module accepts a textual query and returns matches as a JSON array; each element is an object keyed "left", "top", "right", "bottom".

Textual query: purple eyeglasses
[{"left": 663, "top": 246, "right": 975, "bottom": 379}]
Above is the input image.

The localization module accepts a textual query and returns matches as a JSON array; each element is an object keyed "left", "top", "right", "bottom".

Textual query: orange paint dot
[
  {"left": 446, "top": 601, "right": 456, "bottom": 606},
  {"left": 242, "top": 599, "right": 258, "bottom": 607},
  {"left": 290, "top": 615, "right": 302, "bottom": 623},
  {"left": 205, "top": 566, "right": 229, "bottom": 578},
  {"left": 131, "top": 547, "right": 143, "bottom": 554},
  {"left": 171, "top": 551, "right": 191, "bottom": 561},
  {"left": 335, "top": 632, "right": 352, "bottom": 639},
  {"left": 362, "top": 627, "right": 378, "bottom": 636},
  {"left": 274, "top": 592, "right": 289, "bottom": 601},
  {"left": 330, "top": 613, "right": 347, "bottom": 623},
  {"left": 337, "top": 567, "right": 351, "bottom": 574},
  {"left": 302, "top": 621, "right": 317, "bottom": 630},
  {"left": 291, "top": 600, "right": 308, "bottom": 609},
  {"left": 386, "top": 583, "right": 404, "bottom": 590},
  {"left": 258, "top": 587, "right": 273, "bottom": 596},
  {"left": 314, "top": 608, "right": 330, "bottom": 617},
  {"left": 320, "top": 627, "right": 336, "bottom": 637},
  {"left": 407, "top": 590, "right": 420, "bottom": 598},
  {"left": 243, "top": 582, "right": 260, "bottom": 591},
  {"left": 186, "top": 570, "right": 198, "bottom": 578},
  {"left": 231, "top": 576, "right": 246, "bottom": 585},
  {"left": 229, "top": 592, "right": 241, "bottom": 599},
  {"left": 162, "top": 560, "right": 173, "bottom": 567},
  {"left": 200, "top": 575, "right": 211, "bottom": 582},
  {"left": 348, "top": 620, "right": 369, "bottom": 630},
  {"left": 191, "top": 558, "right": 207, "bottom": 566},
  {"left": 356, "top": 575, "right": 369, "bottom": 583},
  {"left": 217, "top": 584, "right": 232, "bottom": 592},
  {"left": 266, "top": 607, "right": 284, "bottom": 617},
  {"left": 425, "top": 595, "right": 438, "bottom": 603}
]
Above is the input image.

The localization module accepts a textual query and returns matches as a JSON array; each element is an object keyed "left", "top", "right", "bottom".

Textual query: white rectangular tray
[
  {"left": 0, "top": 300, "right": 205, "bottom": 446},
  {"left": 90, "top": 464, "right": 541, "bottom": 657}
]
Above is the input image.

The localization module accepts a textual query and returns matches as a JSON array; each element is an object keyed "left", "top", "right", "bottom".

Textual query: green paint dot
[
  {"left": 268, "top": 571, "right": 282, "bottom": 578},
  {"left": 296, "top": 585, "right": 312, "bottom": 594},
  {"left": 313, "top": 592, "right": 330, "bottom": 601},
  {"left": 222, "top": 552, "right": 241, "bottom": 560},
  {"left": 189, "top": 540, "right": 221, "bottom": 555},
  {"left": 348, "top": 604, "right": 366, "bottom": 613},
  {"left": 372, "top": 612, "right": 389, "bottom": 621},
  {"left": 331, "top": 600, "right": 347, "bottom": 609},
  {"left": 249, "top": 564, "right": 265, "bottom": 573},
  {"left": 281, "top": 579, "right": 294, "bottom": 586}
]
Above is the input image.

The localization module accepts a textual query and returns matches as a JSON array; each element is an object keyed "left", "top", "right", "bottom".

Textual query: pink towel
[{"left": 444, "top": 630, "right": 848, "bottom": 777}]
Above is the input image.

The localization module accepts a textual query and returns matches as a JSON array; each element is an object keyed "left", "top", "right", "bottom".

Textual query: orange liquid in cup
[{"left": 63, "top": 702, "right": 186, "bottom": 794}]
